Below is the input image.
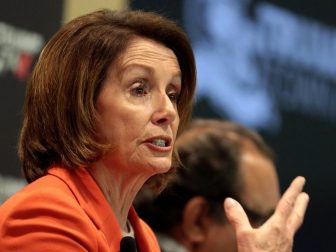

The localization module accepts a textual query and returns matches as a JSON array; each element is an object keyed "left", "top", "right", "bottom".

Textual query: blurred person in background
[{"left": 136, "top": 119, "right": 287, "bottom": 252}]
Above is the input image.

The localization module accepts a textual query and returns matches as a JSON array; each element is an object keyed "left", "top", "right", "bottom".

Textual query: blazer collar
[{"left": 48, "top": 166, "right": 121, "bottom": 249}]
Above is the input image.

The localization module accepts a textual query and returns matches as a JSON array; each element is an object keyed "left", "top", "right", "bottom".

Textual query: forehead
[
  {"left": 239, "top": 140, "right": 280, "bottom": 213},
  {"left": 118, "top": 36, "right": 181, "bottom": 74}
]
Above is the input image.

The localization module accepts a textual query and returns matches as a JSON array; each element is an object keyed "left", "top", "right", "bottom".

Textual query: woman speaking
[{"left": 0, "top": 9, "right": 308, "bottom": 252}]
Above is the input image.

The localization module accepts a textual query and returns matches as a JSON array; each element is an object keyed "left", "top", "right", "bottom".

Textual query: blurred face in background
[
  {"left": 239, "top": 139, "right": 281, "bottom": 227},
  {"left": 195, "top": 140, "right": 280, "bottom": 252}
]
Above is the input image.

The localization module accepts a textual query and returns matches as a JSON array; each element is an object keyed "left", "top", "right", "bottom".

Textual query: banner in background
[{"left": 0, "top": 0, "right": 63, "bottom": 178}]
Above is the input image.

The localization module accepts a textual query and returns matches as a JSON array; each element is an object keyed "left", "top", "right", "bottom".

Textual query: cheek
[
  {"left": 100, "top": 102, "right": 152, "bottom": 142},
  {"left": 96, "top": 109, "right": 128, "bottom": 143},
  {"left": 96, "top": 119, "right": 118, "bottom": 143},
  {"left": 113, "top": 110, "right": 149, "bottom": 142},
  {"left": 173, "top": 116, "right": 180, "bottom": 136},
  {"left": 207, "top": 224, "right": 236, "bottom": 251}
]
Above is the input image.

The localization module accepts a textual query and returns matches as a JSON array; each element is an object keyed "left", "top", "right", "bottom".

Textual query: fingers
[
  {"left": 224, "top": 197, "right": 252, "bottom": 233},
  {"left": 275, "top": 176, "right": 306, "bottom": 221},
  {"left": 287, "top": 192, "right": 310, "bottom": 236}
]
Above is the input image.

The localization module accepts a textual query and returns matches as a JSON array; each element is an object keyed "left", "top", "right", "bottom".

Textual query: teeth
[{"left": 152, "top": 139, "right": 166, "bottom": 147}]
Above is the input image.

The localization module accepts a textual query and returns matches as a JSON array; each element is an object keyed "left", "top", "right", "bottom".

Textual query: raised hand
[{"left": 224, "top": 176, "right": 309, "bottom": 252}]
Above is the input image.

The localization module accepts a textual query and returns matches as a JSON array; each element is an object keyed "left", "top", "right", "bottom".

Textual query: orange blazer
[{"left": 0, "top": 166, "right": 160, "bottom": 251}]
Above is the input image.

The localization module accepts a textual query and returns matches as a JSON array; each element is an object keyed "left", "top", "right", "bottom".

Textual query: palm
[{"left": 224, "top": 176, "right": 309, "bottom": 252}]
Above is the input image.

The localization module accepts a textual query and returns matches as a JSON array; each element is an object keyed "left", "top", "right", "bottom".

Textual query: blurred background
[{"left": 1, "top": 0, "right": 335, "bottom": 251}]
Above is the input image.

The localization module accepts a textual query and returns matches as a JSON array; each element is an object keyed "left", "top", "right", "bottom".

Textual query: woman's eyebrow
[
  {"left": 120, "top": 63, "right": 182, "bottom": 81},
  {"left": 120, "top": 63, "right": 153, "bottom": 74}
]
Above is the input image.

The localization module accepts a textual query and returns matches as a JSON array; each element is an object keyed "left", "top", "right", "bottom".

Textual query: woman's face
[{"left": 96, "top": 37, "right": 181, "bottom": 176}]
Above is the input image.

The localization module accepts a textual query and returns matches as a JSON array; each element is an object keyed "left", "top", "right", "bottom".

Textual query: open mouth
[
  {"left": 145, "top": 136, "right": 172, "bottom": 148},
  {"left": 151, "top": 139, "right": 168, "bottom": 147}
]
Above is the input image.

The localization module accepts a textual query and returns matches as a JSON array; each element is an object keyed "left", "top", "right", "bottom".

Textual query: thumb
[{"left": 224, "top": 197, "right": 252, "bottom": 232}]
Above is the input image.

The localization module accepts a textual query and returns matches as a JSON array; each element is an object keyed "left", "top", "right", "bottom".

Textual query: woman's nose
[{"left": 151, "top": 93, "right": 178, "bottom": 126}]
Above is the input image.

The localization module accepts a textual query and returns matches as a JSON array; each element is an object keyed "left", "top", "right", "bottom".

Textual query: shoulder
[
  {"left": 1, "top": 173, "right": 80, "bottom": 216},
  {"left": 0, "top": 174, "right": 100, "bottom": 251}
]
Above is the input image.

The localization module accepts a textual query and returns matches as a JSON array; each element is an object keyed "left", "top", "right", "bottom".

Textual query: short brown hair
[{"left": 19, "top": 9, "right": 196, "bottom": 184}]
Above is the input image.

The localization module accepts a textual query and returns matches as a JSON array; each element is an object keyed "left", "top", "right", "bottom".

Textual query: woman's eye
[
  {"left": 168, "top": 92, "right": 180, "bottom": 103},
  {"left": 131, "top": 82, "right": 148, "bottom": 97},
  {"left": 134, "top": 87, "right": 146, "bottom": 96}
]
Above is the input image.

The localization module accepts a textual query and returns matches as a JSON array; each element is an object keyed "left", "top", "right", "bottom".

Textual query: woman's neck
[{"left": 88, "top": 161, "right": 149, "bottom": 232}]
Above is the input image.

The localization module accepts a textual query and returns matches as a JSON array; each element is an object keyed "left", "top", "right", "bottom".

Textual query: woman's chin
[{"left": 146, "top": 159, "right": 172, "bottom": 175}]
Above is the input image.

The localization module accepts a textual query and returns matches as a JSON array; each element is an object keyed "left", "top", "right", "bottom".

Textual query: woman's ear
[{"left": 181, "top": 196, "right": 210, "bottom": 243}]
